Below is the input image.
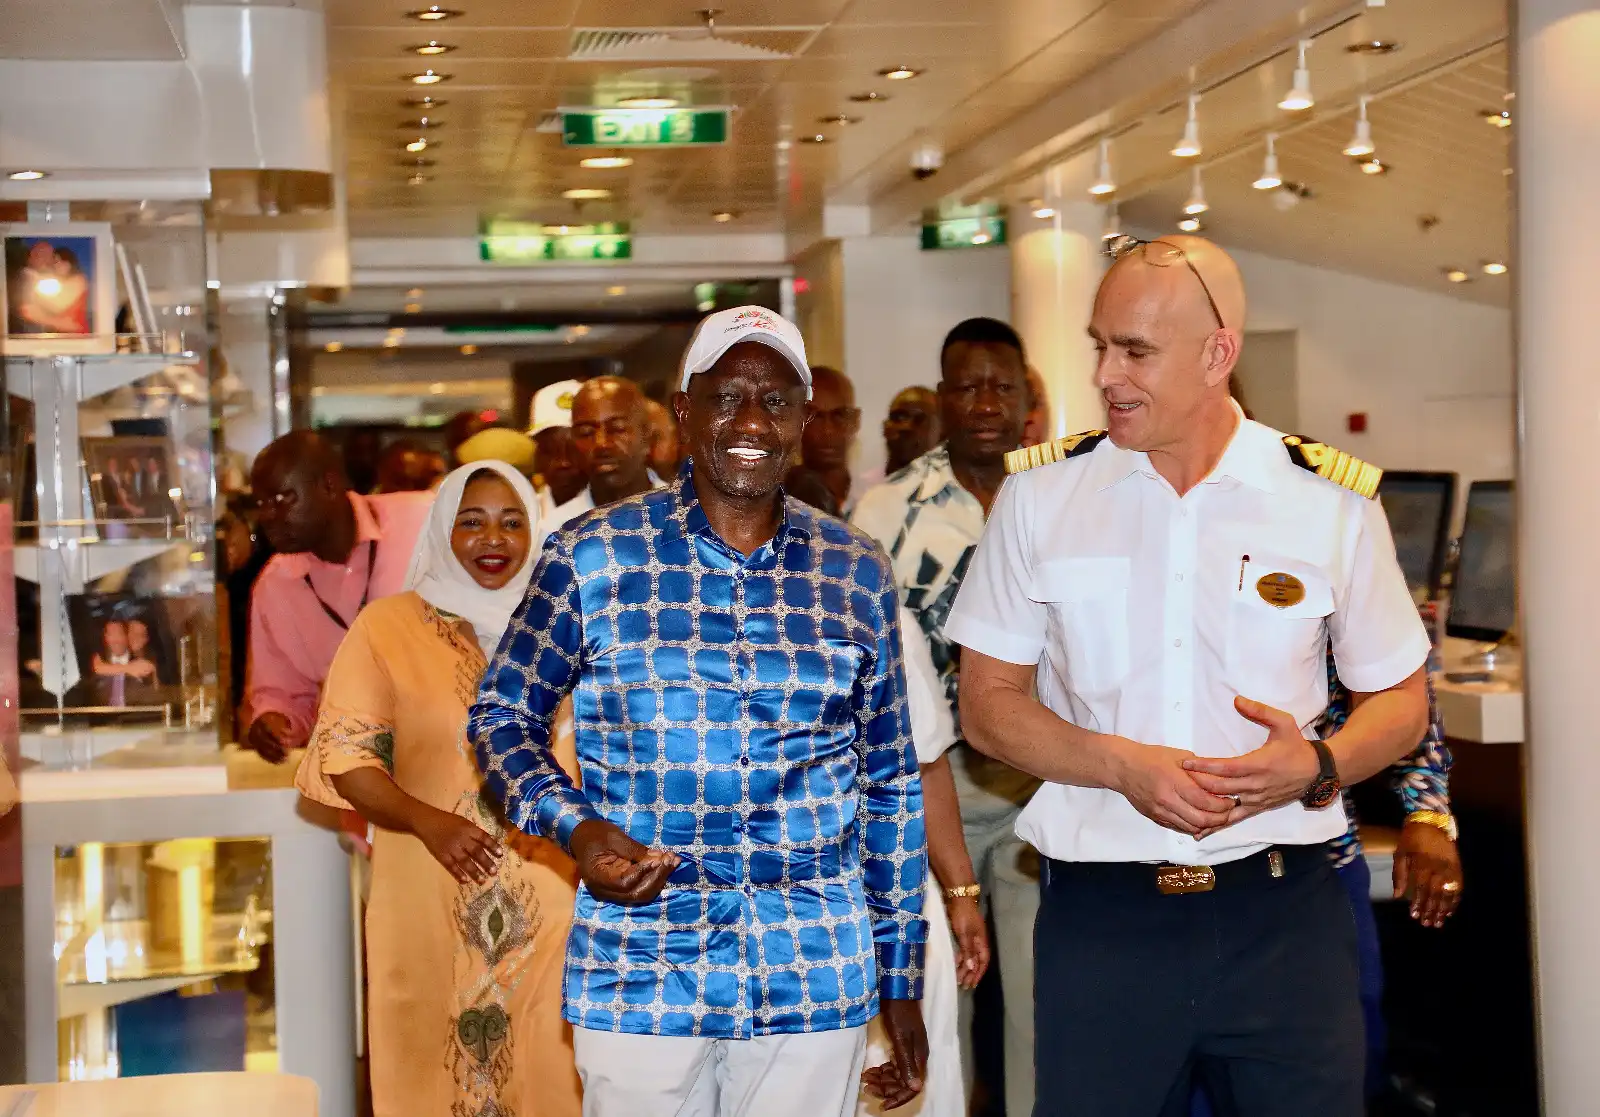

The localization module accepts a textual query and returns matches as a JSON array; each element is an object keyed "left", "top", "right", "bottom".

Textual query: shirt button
[
  {"left": 743, "top": 884, "right": 754, "bottom": 896},
  {"left": 1174, "top": 573, "right": 1184, "bottom": 582},
  {"left": 1173, "top": 638, "right": 1183, "bottom": 648},
  {"left": 739, "top": 756, "right": 750, "bottom": 767},
  {"left": 1175, "top": 701, "right": 1184, "bottom": 711}
]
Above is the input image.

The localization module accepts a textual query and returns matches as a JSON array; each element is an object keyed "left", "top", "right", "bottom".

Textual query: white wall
[
  {"left": 1231, "top": 247, "right": 1515, "bottom": 502},
  {"left": 817, "top": 235, "right": 1012, "bottom": 480}
]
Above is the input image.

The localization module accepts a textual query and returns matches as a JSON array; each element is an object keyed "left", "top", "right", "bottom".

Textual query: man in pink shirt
[{"left": 243, "top": 431, "right": 430, "bottom": 762}]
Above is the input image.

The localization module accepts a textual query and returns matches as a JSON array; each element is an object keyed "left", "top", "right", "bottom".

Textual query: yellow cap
[{"left": 455, "top": 427, "right": 536, "bottom": 473}]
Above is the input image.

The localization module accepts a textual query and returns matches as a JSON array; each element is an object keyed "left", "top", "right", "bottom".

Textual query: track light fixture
[
  {"left": 1172, "top": 94, "right": 1202, "bottom": 158},
  {"left": 1088, "top": 138, "right": 1116, "bottom": 197},
  {"left": 1343, "top": 96, "right": 1376, "bottom": 157},
  {"left": 1183, "top": 166, "right": 1208, "bottom": 215},
  {"left": 1278, "top": 41, "right": 1315, "bottom": 112},
  {"left": 1253, "top": 134, "right": 1283, "bottom": 191}
]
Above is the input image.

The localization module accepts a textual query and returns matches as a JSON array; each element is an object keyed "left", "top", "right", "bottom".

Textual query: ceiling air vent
[{"left": 568, "top": 28, "right": 800, "bottom": 62}]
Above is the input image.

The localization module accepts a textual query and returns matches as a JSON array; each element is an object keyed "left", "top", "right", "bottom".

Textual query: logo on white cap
[{"left": 680, "top": 305, "right": 812, "bottom": 399}]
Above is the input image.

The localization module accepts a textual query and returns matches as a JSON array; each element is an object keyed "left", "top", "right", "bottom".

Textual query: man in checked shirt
[{"left": 471, "top": 305, "right": 930, "bottom": 1117}]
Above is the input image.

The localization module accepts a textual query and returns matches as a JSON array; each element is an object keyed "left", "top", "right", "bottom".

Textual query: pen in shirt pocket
[{"left": 1237, "top": 554, "right": 1250, "bottom": 592}]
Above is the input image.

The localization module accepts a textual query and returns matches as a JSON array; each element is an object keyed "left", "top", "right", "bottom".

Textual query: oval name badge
[{"left": 1256, "top": 572, "right": 1306, "bottom": 609}]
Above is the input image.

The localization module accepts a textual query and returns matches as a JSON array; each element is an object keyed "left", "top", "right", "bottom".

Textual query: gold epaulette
[
  {"left": 1004, "top": 430, "right": 1107, "bottom": 474},
  {"left": 1282, "top": 435, "right": 1383, "bottom": 499}
]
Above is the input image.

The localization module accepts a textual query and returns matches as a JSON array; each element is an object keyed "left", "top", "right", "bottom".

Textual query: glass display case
[
  {"left": 2, "top": 200, "right": 219, "bottom": 767},
  {"left": 53, "top": 837, "right": 275, "bottom": 1081}
]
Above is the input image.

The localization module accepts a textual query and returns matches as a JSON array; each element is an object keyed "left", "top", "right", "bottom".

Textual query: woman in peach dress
[{"left": 296, "top": 460, "right": 581, "bottom": 1117}]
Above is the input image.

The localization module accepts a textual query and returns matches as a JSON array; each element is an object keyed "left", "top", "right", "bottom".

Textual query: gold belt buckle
[{"left": 1156, "top": 864, "right": 1216, "bottom": 895}]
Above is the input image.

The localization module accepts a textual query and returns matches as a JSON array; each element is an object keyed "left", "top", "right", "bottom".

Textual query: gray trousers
[{"left": 951, "top": 745, "right": 1040, "bottom": 1117}]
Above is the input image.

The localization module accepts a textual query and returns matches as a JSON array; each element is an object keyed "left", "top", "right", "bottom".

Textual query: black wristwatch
[{"left": 1300, "top": 738, "right": 1342, "bottom": 809}]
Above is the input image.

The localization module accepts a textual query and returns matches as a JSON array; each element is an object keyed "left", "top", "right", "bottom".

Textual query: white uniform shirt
[
  {"left": 943, "top": 414, "right": 1430, "bottom": 866},
  {"left": 901, "top": 606, "right": 957, "bottom": 765}
]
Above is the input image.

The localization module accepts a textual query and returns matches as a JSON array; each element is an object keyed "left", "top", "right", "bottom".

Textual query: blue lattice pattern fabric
[
  {"left": 469, "top": 465, "right": 927, "bottom": 1039},
  {"left": 1322, "top": 602, "right": 1453, "bottom": 871}
]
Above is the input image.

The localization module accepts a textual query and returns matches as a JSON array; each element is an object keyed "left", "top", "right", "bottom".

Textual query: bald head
[
  {"left": 250, "top": 430, "right": 350, "bottom": 555},
  {"left": 883, "top": 385, "right": 940, "bottom": 472},
  {"left": 1090, "top": 236, "right": 1245, "bottom": 461},
  {"left": 571, "top": 376, "right": 652, "bottom": 503}
]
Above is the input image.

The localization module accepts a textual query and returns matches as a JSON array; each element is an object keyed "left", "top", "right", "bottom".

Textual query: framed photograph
[
  {"left": 2, "top": 222, "right": 117, "bottom": 356},
  {"left": 83, "top": 435, "right": 179, "bottom": 534},
  {"left": 62, "top": 592, "right": 178, "bottom": 719}
]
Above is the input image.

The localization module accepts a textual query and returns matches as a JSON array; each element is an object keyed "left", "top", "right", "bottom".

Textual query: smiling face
[
  {"left": 103, "top": 621, "right": 129, "bottom": 657},
  {"left": 939, "top": 341, "right": 1029, "bottom": 469},
  {"left": 127, "top": 620, "right": 150, "bottom": 655},
  {"left": 675, "top": 342, "right": 808, "bottom": 503},
  {"left": 1088, "top": 254, "right": 1237, "bottom": 453},
  {"left": 449, "top": 472, "right": 532, "bottom": 590}
]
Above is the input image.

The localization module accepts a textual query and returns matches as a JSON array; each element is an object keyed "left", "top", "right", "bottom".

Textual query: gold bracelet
[
  {"left": 1405, "top": 810, "right": 1459, "bottom": 841},
  {"left": 943, "top": 883, "right": 982, "bottom": 901}
]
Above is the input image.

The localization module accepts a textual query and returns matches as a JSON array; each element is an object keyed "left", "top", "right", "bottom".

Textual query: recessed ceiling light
[
  {"left": 1356, "top": 155, "right": 1390, "bottom": 175},
  {"left": 1032, "top": 203, "right": 1056, "bottom": 219},
  {"left": 848, "top": 91, "right": 889, "bottom": 103},
  {"left": 407, "top": 288, "right": 424, "bottom": 298},
  {"left": 408, "top": 7, "right": 462, "bottom": 20},
  {"left": 407, "top": 70, "right": 450, "bottom": 85},
  {"left": 7, "top": 170, "right": 46, "bottom": 181},
  {"left": 404, "top": 138, "right": 433, "bottom": 153},
  {"left": 580, "top": 155, "right": 633, "bottom": 169},
  {"left": 1483, "top": 261, "right": 1509, "bottom": 276},
  {"left": 1177, "top": 216, "right": 1203, "bottom": 233},
  {"left": 1483, "top": 108, "right": 1512, "bottom": 128},
  {"left": 562, "top": 187, "right": 611, "bottom": 200},
  {"left": 606, "top": 285, "right": 627, "bottom": 296},
  {"left": 430, "top": 382, "right": 447, "bottom": 394},
  {"left": 818, "top": 114, "right": 862, "bottom": 126},
  {"left": 1346, "top": 39, "right": 1401, "bottom": 54},
  {"left": 971, "top": 232, "right": 992, "bottom": 245},
  {"left": 324, "top": 341, "right": 344, "bottom": 353},
  {"left": 383, "top": 336, "right": 402, "bottom": 348},
  {"left": 618, "top": 96, "right": 679, "bottom": 109},
  {"left": 411, "top": 41, "right": 454, "bottom": 55},
  {"left": 879, "top": 66, "right": 922, "bottom": 80},
  {"left": 401, "top": 96, "right": 448, "bottom": 109},
  {"left": 459, "top": 344, "right": 478, "bottom": 355},
  {"left": 401, "top": 117, "right": 445, "bottom": 130},
  {"left": 713, "top": 210, "right": 735, "bottom": 222},
  {"left": 404, "top": 302, "right": 422, "bottom": 313},
  {"left": 1444, "top": 267, "right": 1471, "bottom": 284},
  {"left": 798, "top": 134, "right": 830, "bottom": 144}
]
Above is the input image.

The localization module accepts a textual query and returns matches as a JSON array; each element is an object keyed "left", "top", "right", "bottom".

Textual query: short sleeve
[
  {"left": 1328, "top": 496, "right": 1431, "bottom": 693},
  {"left": 900, "top": 607, "right": 956, "bottom": 765},
  {"left": 295, "top": 610, "right": 397, "bottom": 811},
  {"left": 942, "top": 475, "right": 1049, "bottom": 665}
]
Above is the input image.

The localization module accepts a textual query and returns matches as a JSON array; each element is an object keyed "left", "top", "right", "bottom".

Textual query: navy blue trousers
[{"left": 1034, "top": 845, "right": 1364, "bottom": 1117}]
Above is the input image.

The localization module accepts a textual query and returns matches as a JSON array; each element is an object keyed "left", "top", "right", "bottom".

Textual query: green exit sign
[
  {"left": 480, "top": 220, "right": 632, "bottom": 263},
  {"left": 921, "top": 214, "right": 1007, "bottom": 251},
  {"left": 562, "top": 108, "right": 729, "bottom": 147}
]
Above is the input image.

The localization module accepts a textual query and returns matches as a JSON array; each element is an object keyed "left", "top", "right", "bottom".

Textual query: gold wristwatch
[
  {"left": 1405, "top": 810, "right": 1459, "bottom": 842},
  {"left": 944, "top": 883, "right": 982, "bottom": 901}
]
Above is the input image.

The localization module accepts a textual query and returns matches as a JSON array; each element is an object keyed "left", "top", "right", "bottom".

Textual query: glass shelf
[{"left": 52, "top": 837, "right": 276, "bottom": 1082}]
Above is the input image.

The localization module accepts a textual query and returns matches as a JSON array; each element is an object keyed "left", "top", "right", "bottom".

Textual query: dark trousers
[{"left": 1035, "top": 846, "right": 1363, "bottom": 1117}]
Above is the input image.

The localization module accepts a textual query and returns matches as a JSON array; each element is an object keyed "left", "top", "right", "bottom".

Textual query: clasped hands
[
  {"left": 569, "top": 817, "right": 930, "bottom": 1109},
  {"left": 1114, "top": 695, "right": 1320, "bottom": 839}
]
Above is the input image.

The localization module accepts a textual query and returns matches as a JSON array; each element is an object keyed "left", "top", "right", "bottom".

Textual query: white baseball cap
[
  {"left": 527, "top": 378, "right": 582, "bottom": 434},
  {"left": 679, "top": 305, "right": 812, "bottom": 399}
]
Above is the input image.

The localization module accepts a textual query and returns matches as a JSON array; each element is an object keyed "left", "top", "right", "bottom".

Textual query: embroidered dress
[{"left": 297, "top": 592, "right": 582, "bottom": 1117}]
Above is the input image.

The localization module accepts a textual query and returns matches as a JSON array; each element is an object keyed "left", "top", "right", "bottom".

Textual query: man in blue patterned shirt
[{"left": 471, "top": 306, "right": 930, "bottom": 1117}]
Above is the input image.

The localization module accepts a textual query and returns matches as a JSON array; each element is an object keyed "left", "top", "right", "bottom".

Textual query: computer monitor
[
  {"left": 1376, "top": 471, "right": 1456, "bottom": 601},
  {"left": 1446, "top": 479, "right": 1516, "bottom": 644}
]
